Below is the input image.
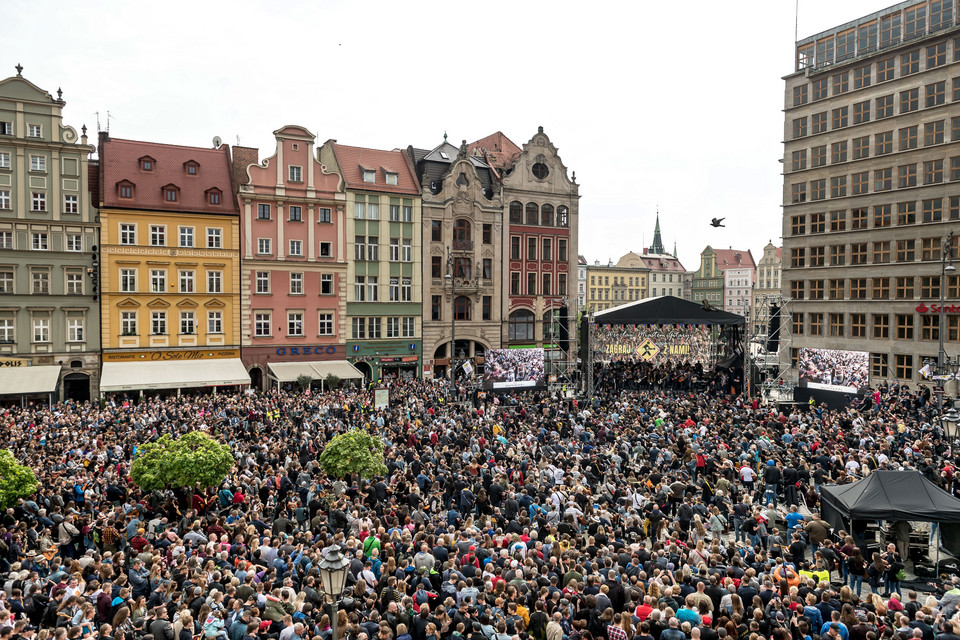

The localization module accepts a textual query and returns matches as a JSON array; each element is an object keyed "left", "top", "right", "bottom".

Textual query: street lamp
[
  {"left": 445, "top": 247, "right": 455, "bottom": 394},
  {"left": 318, "top": 544, "right": 350, "bottom": 640},
  {"left": 937, "top": 230, "right": 957, "bottom": 413},
  {"left": 944, "top": 407, "right": 960, "bottom": 442}
]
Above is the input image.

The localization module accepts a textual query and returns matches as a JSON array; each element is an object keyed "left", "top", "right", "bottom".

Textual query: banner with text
[{"left": 592, "top": 324, "right": 715, "bottom": 367}]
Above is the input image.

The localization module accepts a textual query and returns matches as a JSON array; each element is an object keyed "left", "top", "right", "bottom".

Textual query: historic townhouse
[
  {"left": 320, "top": 141, "right": 423, "bottom": 381},
  {"left": 98, "top": 134, "right": 245, "bottom": 395},
  {"left": 233, "top": 126, "right": 349, "bottom": 390},
  {"left": 408, "top": 138, "right": 502, "bottom": 379},
  {"left": 783, "top": 0, "right": 960, "bottom": 385},
  {"left": 0, "top": 68, "right": 99, "bottom": 402}
]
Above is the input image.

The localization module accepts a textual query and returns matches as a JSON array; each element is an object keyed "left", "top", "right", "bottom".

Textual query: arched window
[
  {"left": 508, "top": 309, "right": 536, "bottom": 341},
  {"left": 454, "top": 296, "right": 472, "bottom": 321},
  {"left": 509, "top": 201, "right": 523, "bottom": 224},
  {"left": 525, "top": 203, "right": 539, "bottom": 225},
  {"left": 557, "top": 205, "right": 569, "bottom": 227},
  {"left": 453, "top": 218, "right": 470, "bottom": 244},
  {"left": 540, "top": 204, "right": 554, "bottom": 226}
]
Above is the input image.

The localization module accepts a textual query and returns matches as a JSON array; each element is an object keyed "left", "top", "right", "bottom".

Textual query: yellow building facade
[{"left": 585, "top": 258, "right": 649, "bottom": 313}]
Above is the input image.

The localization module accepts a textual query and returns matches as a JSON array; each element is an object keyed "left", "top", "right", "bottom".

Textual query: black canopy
[
  {"left": 821, "top": 470, "right": 960, "bottom": 526},
  {"left": 593, "top": 295, "right": 746, "bottom": 326}
]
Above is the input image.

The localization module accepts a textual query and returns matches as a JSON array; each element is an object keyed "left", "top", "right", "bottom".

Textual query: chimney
[
  {"left": 231, "top": 146, "right": 259, "bottom": 189},
  {"left": 643, "top": 248, "right": 648, "bottom": 254}
]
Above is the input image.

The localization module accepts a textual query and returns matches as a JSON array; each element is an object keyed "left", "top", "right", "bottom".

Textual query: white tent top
[
  {"left": 267, "top": 360, "right": 364, "bottom": 383},
  {"left": 100, "top": 358, "right": 250, "bottom": 392},
  {"left": 0, "top": 365, "right": 60, "bottom": 395}
]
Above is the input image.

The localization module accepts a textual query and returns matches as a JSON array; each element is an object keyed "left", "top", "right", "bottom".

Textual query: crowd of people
[
  {"left": 798, "top": 351, "right": 870, "bottom": 393},
  {"left": 0, "top": 371, "right": 958, "bottom": 640},
  {"left": 483, "top": 351, "right": 546, "bottom": 388}
]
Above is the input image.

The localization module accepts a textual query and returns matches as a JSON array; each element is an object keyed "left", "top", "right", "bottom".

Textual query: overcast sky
[{"left": 9, "top": 0, "right": 887, "bottom": 272}]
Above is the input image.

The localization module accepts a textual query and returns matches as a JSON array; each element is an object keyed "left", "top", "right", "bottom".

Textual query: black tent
[
  {"left": 593, "top": 295, "right": 746, "bottom": 326},
  {"left": 821, "top": 470, "right": 960, "bottom": 556}
]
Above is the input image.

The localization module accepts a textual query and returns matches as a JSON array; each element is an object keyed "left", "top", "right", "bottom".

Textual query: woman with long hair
[{"left": 847, "top": 548, "right": 867, "bottom": 597}]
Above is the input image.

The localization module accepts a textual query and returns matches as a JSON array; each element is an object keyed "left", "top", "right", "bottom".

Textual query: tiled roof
[
  {"left": 331, "top": 144, "right": 419, "bottom": 194},
  {"left": 469, "top": 131, "right": 521, "bottom": 170},
  {"left": 99, "top": 135, "right": 238, "bottom": 214},
  {"left": 88, "top": 162, "right": 100, "bottom": 210},
  {"left": 714, "top": 248, "right": 756, "bottom": 270}
]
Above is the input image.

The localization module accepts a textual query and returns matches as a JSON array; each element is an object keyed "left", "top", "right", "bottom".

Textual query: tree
[
  {"left": 0, "top": 449, "right": 37, "bottom": 508},
  {"left": 296, "top": 374, "right": 313, "bottom": 392},
  {"left": 319, "top": 429, "right": 387, "bottom": 480},
  {"left": 131, "top": 431, "right": 234, "bottom": 498},
  {"left": 324, "top": 373, "right": 341, "bottom": 389}
]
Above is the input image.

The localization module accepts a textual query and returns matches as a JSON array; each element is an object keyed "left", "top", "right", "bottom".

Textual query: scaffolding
[
  {"left": 544, "top": 297, "right": 580, "bottom": 395},
  {"left": 747, "top": 294, "right": 797, "bottom": 404}
]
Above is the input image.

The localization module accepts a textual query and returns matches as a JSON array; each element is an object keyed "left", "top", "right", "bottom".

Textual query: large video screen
[
  {"left": 592, "top": 324, "right": 715, "bottom": 367},
  {"left": 482, "top": 348, "right": 545, "bottom": 390},
  {"left": 798, "top": 348, "right": 869, "bottom": 393}
]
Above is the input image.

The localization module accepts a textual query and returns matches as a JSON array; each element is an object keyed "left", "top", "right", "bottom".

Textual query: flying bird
[{"left": 710, "top": 217, "right": 725, "bottom": 228}]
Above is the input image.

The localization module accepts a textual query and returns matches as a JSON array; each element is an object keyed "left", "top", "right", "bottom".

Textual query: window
[
  {"left": 400, "top": 238, "right": 411, "bottom": 263},
  {"left": 207, "top": 228, "right": 221, "bottom": 249},
  {"left": 811, "top": 145, "right": 826, "bottom": 168},
  {"left": 953, "top": 157, "right": 960, "bottom": 182},
  {"left": 793, "top": 84, "right": 808, "bottom": 106},
  {"left": 897, "top": 239, "right": 916, "bottom": 262},
  {"left": 289, "top": 240, "right": 303, "bottom": 256},
  {"left": 791, "top": 215, "right": 805, "bottom": 235},
  {"left": 313, "top": 273, "right": 330, "bottom": 297},
  {"left": 542, "top": 238, "right": 552, "bottom": 261},
  {"left": 354, "top": 276, "right": 365, "bottom": 301},
  {"left": 790, "top": 248, "right": 806, "bottom": 267},
  {"left": 0, "top": 122, "right": 10, "bottom": 135},
  {"left": 367, "top": 198, "right": 379, "bottom": 220},
  {"left": 386, "top": 316, "right": 399, "bottom": 339},
  {"left": 877, "top": 56, "right": 895, "bottom": 82},
  {"left": 899, "top": 165, "right": 918, "bottom": 189},
  {"left": 59, "top": 194, "right": 80, "bottom": 216},
  {"left": 119, "top": 269, "right": 136, "bottom": 293},
  {"left": 179, "top": 226, "right": 194, "bottom": 247},
  {"left": 289, "top": 272, "right": 303, "bottom": 295},
  {"left": 854, "top": 64, "right": 871, "bottom": 88},
  {"left": 164, "top": 187, "right": 178, "bottom": 202},
  {"left": 900, "top": 88, "right": 919, "bottom": 113},
  {"left": 367, "top": 276, "right": 378, "bottom": 301},
  {"left": 120, "top": 311, "right": 137, "bottom": 336},
  {"left": 852, "top": 171, "right": 868, "bottom": 195},
  {"left": 931, "top": 1, "right": 953, "bottom": 30},
  {"left": 454, "top": 296, "right": 471, "bottom": 321},
  {"left": 558, "top": 273, "right": 567, "bottom": 296},
  {"left": 31, "top": 192, "right": 45, "bottom": 211},
  {"left": 255, "top": 271, "right": 270, "bottom": 294},
  {"left": 809, "top": 279, "right": 824, "bottom": 299},
  {"left": 896, "top": 276, "right": 915, "bottom": 299},
  {"left": 287, "top": 312, "right": 303, "bottom": 336},
  {"left": 791, "top": 150, "right": 806, "bottom": 171},
  {"left": 834, "top": 71, "right": 849, "bottom": 93},
  {"left": 351, "top": 317, "right": 365, "bottom": 339},
  {"left": 791, "top": 183, "right": 806, "bottom": 203},
  {"left": 151, "top": 311, "right": 167, "bottom": 335},
  {"left": 508, "top": 310, "right": 535, "bottom": 341},
  {"left": 542, "top": 273, "right": 552, "bottom": 296},
  {"left": 924, "top": 159, "right": 943, "bottom": 184},
  {"left": 851, "top": 277, "right": 867, "bottom": 298},
  {"left": 204, "top": 270, "right": 222, "bottom": 294},
  {"left": 873, "top": 314, "right": 890, "bottom": 338},
  {"left": 813, "top": 78, "right": 829, "bottom": 101},
  {"left": 809, "top": 312, "right": 823, "bottom": 336},
  {"left": 389, "top": 277, "right": 399, "bottom": 302},
  {"left": 318, "top": 207, "right": 332, "bottom": 223},
  {"left": 527, "top": 272, "right": 537, "bottom": 295},
  {"left": 362, "top": 169, "right": 376, "bottom": 183},
  {"left": 150, "top": 225, "right": 166, "bottom": 246},
  {"left": 810, "top": 212, "right": 825, "bottom": 234},
  {"left": 151, "top": 269, "right": 166, "bottom": 293},
  {"left": 401, "top": 277, "right": 412, "bottom": 302},
  {"left": 31, "top": 269, "right": 49, "bottom": 294},
  {"left": 874, "top": 204, "right": 892, "bottom": 228},
  {"left": 872, "top": 353, "right": 889, "bottom": 377},
  {"left": 926, "top": 81, "right": 946, "bottom": 108},
  {"left": 922, "top": 315, "right": 940, "bottom": 341},
  {"left": 921, "top": 275, "right": 941, "bottom": 297},
  {"left": 354, "top": 201, "right": 366, "bottom": 220},
  {"left": 852, "top": 136, "right": 869, "bottom": 160},
  {"left": 178, "top": 270, "right": 194, "bottom": 293},
  {"left": 829, "top": 210, "right": 846, "bottom": 231},
  {"left": 0, "top": 191, "right": 8, "bottom": 210},
  {"left": 875, "top": 167, "right": 892, "bottom": 191},
  {"left": 208, "top": 191, "right": 220, "bottom": 205},
  {"left": 510, "top": 272, "right": 520, "bottom": 295},
  {"left": 793, "top": 117, "right": 807, "bottom": 139},
  {"left": 525, "top": 203, "right": 539, "bottom": 225},
  {"left": 385, "top": 172, "right": 398, "bottom": 186},
  {"left": 402, "top": 316, "right": 416, "bottom": 337},
  {"left": 258, "top": 238, "right": 271, "bottom": 255},
  {"left": 923, "top": 198, "right": 943, "bottom": 223},
  {"left": 431, "top": 295, "right": 442, "bottom": 321},
  {"left": 896, "top": 314, "right": 914, "bottom": 340},
  {"left": 316, "top": 312, "right": 333, "bottom": 336},
  {"left": 851, "top": 242, "right": 868, "bottom": 265},
  {"left": 27, "top": 124, "right": 41, "bottom": 138},
  {"left": 32, "top": 232, "right": 48, "bottom": 250},
  {"left": 874, "top": 241, "right": 891, "bottom": 265},
  {"left": 254, "top": 312, "right": 271, "bottom": 337},
  {"left": 389, "top": 238, "right": 400, "bottom": 262},
  {"left": 811, "top": 179, "right": 825, "bottom": 200},
  {"left": 119, "top": 184, "right": 133, "bottom": 199},
  {"left": 925, "top": 121, "right": 944, "bottom": 146},
  {"left": 875, "top": 94, "right": 893, "bottom": 120},
  {"left": 830, "top": 176, "right": 846, "bottom": 197},
  {"left": 258, "top": 203, "right": 271, "bottom": 220},
  {"left": 850, "top": 313, "right": 866, "bottom": 338},
  {"left": 792, "top": 312, "right": 804, "bottom": 334},
  {"left": 32, "top": 317, "right": 49, "bottom": 343},
  {"left": 66, "top": 234, "right": 82, "bottom": 252},
  {"left": 905, "top": 2, "right": 926, "bottom": 38},
  {"left": 66, "top": 272, "right": 83, "bottom": 295},
  {"left": 812, "top": 111, "right": 827, "bottom": 134},
  {"left": 0, "top": 270, "right": 11, "bottom": 294},
  {"left": 831, "top": 141, "right": 847, "bottom": 164},
  {"left": 207, "top": 311, "right": 222, "bottom": 335},
  {"left": 922, "top": 237, "right": 942, "bottom": 260},
  {"left": 830, "top": 245, "right": 845, "bottom": 266},
  {"left": 180, "top": 311, "right": 195, "bottom": 335},
  {"left": 289, "top": 166, "right": 302, "bottom": 182},
  {"left": 527, "top": 237, "right": 537, "bottom": 260},
  {"left": 853, "top": 100, "right": 870, "bottom": 124},
  {"left": 541, "top": 204, "right": 554, "bottom": 226},
  {"left": 829, "top": 313, "right": 844, "bottom": 337},
  {"left": 876, "top": 130, "right": 893, "bottom": 154},
  {"left": 900, "top": 126, "right": 918, "bottom": 151}
]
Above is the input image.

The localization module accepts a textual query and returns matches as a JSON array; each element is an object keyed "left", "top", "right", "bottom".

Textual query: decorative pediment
[
  {"left": 176, "top": 299, "right": 199, "bottom": 309},
  {"left": 204, "top": 298, "right": 226, "bottom": 308},
  {"left": 116, "top": 297, "right": 141, "bottom": 309},
  {"left": 146, "top": 298, "right": 170, "bottom": 309}
]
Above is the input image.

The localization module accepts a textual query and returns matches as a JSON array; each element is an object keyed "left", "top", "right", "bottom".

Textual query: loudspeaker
[
  {"left": 558, "top": 306, "right": 570, "bottom": 352},
  {"left": 766, "top": 304, "right": 781, "bottom": 352}
]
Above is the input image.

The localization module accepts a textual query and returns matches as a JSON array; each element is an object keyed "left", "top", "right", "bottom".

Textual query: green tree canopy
[
  {"left": 131, "top": 431, "right": 234, "bottom": 493},
  {"left": 0, "top": 449, "right": 38, "bottom": 509},
  {"left": 319, "top": 429, "right": 387, "bottom": 480}
]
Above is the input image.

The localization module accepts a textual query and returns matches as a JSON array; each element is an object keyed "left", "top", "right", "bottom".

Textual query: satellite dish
[{"left": 212, "top": 136, "right": 222, "bottom": 149}]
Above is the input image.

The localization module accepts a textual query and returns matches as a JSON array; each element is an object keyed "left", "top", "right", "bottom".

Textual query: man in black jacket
[{"left": 763, "top": 461, "right": 782, "bottom": 505}]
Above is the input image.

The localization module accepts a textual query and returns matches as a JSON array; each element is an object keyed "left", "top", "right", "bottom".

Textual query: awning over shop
[
  {"left": 0, "top": 365, "right": 61, "bottom": 395},
  {"left": 100, "top": 358, "right": 250, "bottom": 393},
  {"left": 267, "top": 360, "right": 364, "bottom": 383}
]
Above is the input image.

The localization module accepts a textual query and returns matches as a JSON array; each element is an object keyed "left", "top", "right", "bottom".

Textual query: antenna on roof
[
  {"left": 795, "top": 0, "right": 799, "bottom": 44},
  {"left": 236, "top": 135, "right": 241, "bottom": 146},
  {"left": 105, "top": 111, "right": 113, "bottom": 133},
  {"left": 94, "top": 112, "right": 101, "bottom": 133}
]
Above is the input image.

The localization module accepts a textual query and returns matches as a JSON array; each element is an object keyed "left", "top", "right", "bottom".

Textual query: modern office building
[
  {"left": 0, "top": 68, "right": 100, "bottom": 402},
  {"left": 783, "top": 0, "right": 960, "bottom": 385}
]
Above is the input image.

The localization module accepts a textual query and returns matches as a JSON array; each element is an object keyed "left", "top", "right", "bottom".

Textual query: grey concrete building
[
  {"left": 782, "top": 1, "right": 960, "bottom": 387},
  {"left": 0, "top": 67, "right": 99, "bottom": 402}
]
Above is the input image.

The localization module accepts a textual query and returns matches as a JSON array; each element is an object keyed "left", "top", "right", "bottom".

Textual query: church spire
[
  {"left": 649, "top": 209, "right": 665, "bottom": 255},
  {"left": 673, "top": 240, "right": 677, "bottom": 258}
]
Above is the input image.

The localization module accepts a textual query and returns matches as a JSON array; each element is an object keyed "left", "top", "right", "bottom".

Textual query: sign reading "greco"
[{"left": 275, "top": 346, "right": 337, "bottom": 356}]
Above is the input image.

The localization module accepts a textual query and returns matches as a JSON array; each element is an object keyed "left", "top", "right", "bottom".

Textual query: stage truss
[{"left": 745, "top": 294, "right": 796, "bottom": 403}]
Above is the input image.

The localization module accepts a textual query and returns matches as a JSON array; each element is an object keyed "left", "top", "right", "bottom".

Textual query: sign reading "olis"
[{"left": 275, "top": 346, "right": 338, "bottom": 356}]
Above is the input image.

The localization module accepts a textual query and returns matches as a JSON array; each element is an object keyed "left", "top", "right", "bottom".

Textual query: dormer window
[
  {"left": 184, "top": 160, "right": 200, "bottom": 175},
  {"left": 140, "top": 156, "right": 156, "bottom": 171},
  {"left": 206, "top": 188, "right": 222, "bottom": 205},
  {"left": 384, "top": 171, "right": 398, "bottom": 185},
  {"left": 117, "top": 180, "right": 135, "bottom": 199},
  {"left": 362, "top": 169, "right": 376, "bottom": 183},
  {"left": 162, "top": 184, "right": 180, "bottom": 202}
]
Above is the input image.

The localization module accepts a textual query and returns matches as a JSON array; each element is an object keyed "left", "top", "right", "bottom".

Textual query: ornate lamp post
[
  {"left": 937, "top": 230, "right": 956, "bottom": 413},
  {"left": 317, "top": 544, "right": 350, "bottom": 640}
]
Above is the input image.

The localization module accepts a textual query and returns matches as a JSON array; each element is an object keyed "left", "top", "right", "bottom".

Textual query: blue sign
[
  {"left": 409, "top": 343, "right": 416, "bottom": 351},
  {"left": 353, "top": 344, "right": 360, "bottom": 352},
  {"left": 275, "top": 346, "right": 337, "bottom": 356}
]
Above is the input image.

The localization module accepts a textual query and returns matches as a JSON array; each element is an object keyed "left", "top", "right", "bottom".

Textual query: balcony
[{"left": 452, "top": 240, "right": 473, "bottom": 252}]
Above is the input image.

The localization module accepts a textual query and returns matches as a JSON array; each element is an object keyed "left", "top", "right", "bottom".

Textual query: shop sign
[
  {"left": 915, "top": 302, "right": 960, "bottom": 314},
  {"left": 275, "top": 346, "right": 338, "bottom": 356},
  {"left": 104, "top": 349, "right": 240, "bottom": 362},
  {"left": 0, "top": 357, "right": 30, "bottom": 368}
]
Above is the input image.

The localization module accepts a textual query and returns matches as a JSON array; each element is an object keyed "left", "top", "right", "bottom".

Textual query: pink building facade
[{"left": 232, "top": 126, "right": 347, "bottom": 389}]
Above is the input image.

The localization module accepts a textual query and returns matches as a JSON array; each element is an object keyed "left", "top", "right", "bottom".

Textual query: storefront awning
[
  {"left": 0, "top": 365, "right": 61, "bottom": 395},
  {"left": 267, "top": 360, "right": 364, "bottom": 383},
  {"left": 100, "top": 358, "right": 250, "bottom": 393}
]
